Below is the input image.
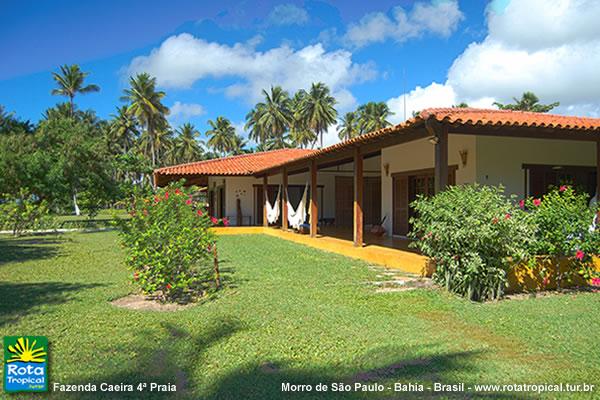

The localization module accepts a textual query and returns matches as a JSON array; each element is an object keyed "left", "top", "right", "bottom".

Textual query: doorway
[{"left": 393, "top": 167, "right": 456, "bottom": 236}]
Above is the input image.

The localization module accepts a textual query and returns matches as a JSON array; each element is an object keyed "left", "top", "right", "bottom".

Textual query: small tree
[
  {"left": 116, "top": 183, "right": 226, "bottom": 302},
  {"left": 523, "top": 185, "right": 599, "bottom": 289},
  {"left": 409, "top": 185, "right": 534, "bottom": 301},
  {"left": 0, "top": 190, "right": 55, "bottom": 236}
]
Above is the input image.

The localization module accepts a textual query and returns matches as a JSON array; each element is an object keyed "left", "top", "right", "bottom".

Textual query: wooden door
[
  {"left": 363, "top": 177, "right": 382, "bottom": 225},
  {"left": 393, "top": 175, "right": 409, "bottom": 235},
  {"left": 335, "top": 177, "right": 354, "bottom": 228}
]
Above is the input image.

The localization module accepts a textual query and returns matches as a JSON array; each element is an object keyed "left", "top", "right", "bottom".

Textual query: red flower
[
  {"left": 197, "top": 210, "right": 203, "bottom": 216},
  {"left": 492, "top": 217, "right": 499, "bottom": 224},
  {"left": 222, "top": 217, "right": 230, "bottom": 226},
  {"left": 165, "top": 192, "right": 169, "bottom": 200},
  {"left": 166, "top": 283, "right": 172, "bottom": 290},
  {"left": 519, "top": 200, "right": 525, "bottom": 209},
  {"left": 575, "top": 250, "right": 585, "bottom": 261},
  {"left": 504, "top": 213, "right": 511, "bottom": 220},
  {"left": 211, "top": 216, "right": 219, "bottom": 225},
  {"left": 186, "top": 199, "right": 192, "bottom": 205},
  {"left": 542, "top": 276, "right": 549, "bottom": 286},
  {"left": 559, "top": 185, "right": 568, "bottom": 192},
  {"left": 175, "top": 189, "right": 182, "bottom": 195},
  {"left": 133, "top": 272, "right": 139, "bottom": 281},
  {"left": 154, "top": 196, "right": 160, "bottom": 203},
  {"left": 591, "top": 277, "right": 600, "bottom": 287},
  {"left": 533, "top": 198, "right": 541, "bottom": 207}
]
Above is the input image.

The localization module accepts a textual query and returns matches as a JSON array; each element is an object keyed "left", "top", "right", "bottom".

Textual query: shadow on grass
[
  {"left": 62, "top": 323, "right": 533, "bottom": 400},
  {"left": 66, "top": 317, "right": 245, "bottom": 399},
  {"left": 0, "top": 234, "right": 67, "bottom": 265},
  {"left": 0, "top": 281, "right": 103, "bottom": 327},
  {"left": 205, "top": 350, "right": 532, "bottom": 400}
]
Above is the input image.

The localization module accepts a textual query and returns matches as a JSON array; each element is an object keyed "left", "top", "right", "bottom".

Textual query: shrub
[
  {"left": 115, "top": 183, "right": 224, "bottom": 302},
  {"left": 409, "top": 185, "right": 534, "bottom": 301},
  {"left": 0, "top": 191, "right": 55, "bottom": 235},
  {"left": 523, "top": 185, "right": 599, "bottom": 288}
]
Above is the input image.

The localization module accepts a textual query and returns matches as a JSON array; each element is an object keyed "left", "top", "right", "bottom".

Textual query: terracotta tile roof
[
  {"left": 252, "top": 108, "right": 600, "bottom": 174},
  {"left": 419, "top": 107, "right": 600, "bottom": 131},
  {"left": 154, "top": 148, "right": 316, "bottom": 176}
]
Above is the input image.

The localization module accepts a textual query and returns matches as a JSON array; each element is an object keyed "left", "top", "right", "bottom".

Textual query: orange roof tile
[
  {"left": 154, "top": 148, "right": 316, "bottom": 176},
  {"left": 252, "top": 108, "right": 600, "bottom": 174},
  {"left": 419, "top": 107, "right": 600, "bottom": 130}
]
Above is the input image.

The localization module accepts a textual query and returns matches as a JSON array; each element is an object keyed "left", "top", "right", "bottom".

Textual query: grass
[{"left": 0, "top": 231, "right": 599, "bottom": 399}]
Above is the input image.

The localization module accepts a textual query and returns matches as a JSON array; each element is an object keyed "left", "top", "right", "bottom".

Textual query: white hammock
[
  {"left": 265, "top": 186, "right": 281, "bottom": 224},
  {"left": 287, "top": 184, "right": 309, "bottom": 230}
]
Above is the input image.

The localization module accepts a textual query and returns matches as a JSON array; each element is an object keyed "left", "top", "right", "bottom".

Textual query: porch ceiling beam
[
  {"left": 255, "top": 128, "right": 428, "bottom": 178},
  {"left": 310, "top": 160, "right": 318, "bottom": 238},
  {"left": 353, "top": 147, "right": 364, "bottom": 247},
  {"left": 447, "top": 125, "right": 600, "bottom": 142}
]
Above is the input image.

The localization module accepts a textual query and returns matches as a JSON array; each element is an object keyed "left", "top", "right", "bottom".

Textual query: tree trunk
[{"left": 73, "top": 192, "right": 81, "bottom": 216}]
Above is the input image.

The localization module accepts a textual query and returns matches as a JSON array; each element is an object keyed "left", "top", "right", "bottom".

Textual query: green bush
[
  {"left": 523, "top": 185, "right": 599, "bottom": 287},
  {"left": 115, "top": 183, "right": 223, "bottom": 302},
  {"left": 409, "top": 185, "right": 534, "bottom": 301},
  {"left": 0, "top": 191, "right": 55, "bottom": 235}
]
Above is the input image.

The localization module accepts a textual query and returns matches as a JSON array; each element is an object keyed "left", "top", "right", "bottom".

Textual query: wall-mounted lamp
[
  {"left": 459, "top": 149, "right": 468, "bottom": 168},
  {"left": 428, "top": 135, "right": 439, "bottom": 145},
  {"left": 383, "top": 163, "right": 390, "bottom": 177}
]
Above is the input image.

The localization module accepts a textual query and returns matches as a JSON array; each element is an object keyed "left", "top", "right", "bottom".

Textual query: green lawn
[{"left": 1, "top": 231, "right": 599, "bottom": 399}]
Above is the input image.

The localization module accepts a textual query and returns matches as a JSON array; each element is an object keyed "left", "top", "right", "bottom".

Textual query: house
[{"left": 154, "top": 108, "right": 600, "bottom": 249}]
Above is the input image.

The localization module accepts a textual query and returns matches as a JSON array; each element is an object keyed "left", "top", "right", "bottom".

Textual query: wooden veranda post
[
  {"left": 433, "top": 123, "right": 449, "bottom": 194},
  {"left": 262, "top": 175, "right": 268, "bottom": 227},
  {"left": 310, "top": 160, "right": 318, "bottom": 237},
  {"left": 282, "top": 167, "right": 288, "bottom": 230},
  {"left": 353, "top": 146, "right": 364, "bottom": 247}
]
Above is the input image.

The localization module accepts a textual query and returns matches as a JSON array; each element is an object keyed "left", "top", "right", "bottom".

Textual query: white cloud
[
  {"left": 127, "top": 33, "right": 375, "bottom": 110},
  {"left": 387, "top": 82, "right": 457, "bottom": 124},
  {"left": 487, "top": 0, "right": 600, "bottom": 51},
  {"left": 386, "top": 0, "right": 600, "bottom": 120},
  {"left": 343, "top": 0, "right": 464, "bottom": 48},
  {"left": 169, "top": 101, "right": 205, "bottom": 121},
  {"left": 267, "top": 3, "right": 309, "bottom": 26}
]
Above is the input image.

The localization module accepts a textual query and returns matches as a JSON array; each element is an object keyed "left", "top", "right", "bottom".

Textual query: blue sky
[{"left": 2, "top": 0, "right": 599, "bottom": 146}]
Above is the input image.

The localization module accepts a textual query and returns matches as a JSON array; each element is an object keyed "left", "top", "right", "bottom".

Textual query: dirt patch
[
  {"left": 111, "top": 294, "right": 195, "bottom": 311},
  {"left": 503, "top": 286, "right": 598, "bottom": 301}
]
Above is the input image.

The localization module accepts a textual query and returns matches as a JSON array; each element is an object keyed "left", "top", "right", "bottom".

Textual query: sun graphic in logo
[{"left": 7, "top": 337, "right": 47, "bottom": 363}]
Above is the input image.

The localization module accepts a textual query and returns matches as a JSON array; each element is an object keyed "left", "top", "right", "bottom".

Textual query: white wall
[
  {"left": 380, "top": 135, "right": 477, "bottom": 235},
  {"left": 475, "top": 136, "right": 596, "bottom": 199},
  {"left": 208, "top": 156, "right": 382, "bottom": 226}
]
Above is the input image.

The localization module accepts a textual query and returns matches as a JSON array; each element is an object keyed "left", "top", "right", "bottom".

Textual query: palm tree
[
  {"left": 356, "top": 102, "right": 393, "bottom": 134},
  {"left": 300, "top": 83, "right": 337, "bottom": 148},
  {"left": 289, "top": 91, "right": 315, "bottom": 148},
  {"left": 51, "top": 64, "right": 100, "bottom": 115},
  {"left": 229, "top": 134, "right": 248, "bottom": 155},
  {"left": 206, "top": 116, "right": 236, "bottom": 157},
  {"left": 121, "top": 73, "right": 169, "bottom": 167},
  {"left": 337, "top": 111, "right": 359, "bottom": 141},
  {"left": 108, "top": 106, "right": 139, "bottom": 154},
  {"left": 245, "top": 105, "right": 269, "bottom": 146},
  {"left": 493, "top": 92, "right": 559, "bottom": 113},
  {"left": 175, "top": 123, "right": 204, "bottom": 163},
  {"left": 258, "top": 86, "right": 292, "bottom": 149}
]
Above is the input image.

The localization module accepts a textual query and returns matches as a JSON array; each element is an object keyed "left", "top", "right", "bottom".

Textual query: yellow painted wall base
[
  {"left": 507, "top": 256, "right": 600, "bottom": 293},
  {"left": 212, "top": 227, "right": 431, "bottom": 276}
]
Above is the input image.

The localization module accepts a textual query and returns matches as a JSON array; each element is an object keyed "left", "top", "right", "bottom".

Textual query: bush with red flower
[
  {"left": 409, "top": 184, "right": 534, "bottom": 301},
  {"left": 115, "top": 182, "right": 224, "bottom": 302},
  {"left": 522, "top": 185, "right": 600, "bottom": 288}
]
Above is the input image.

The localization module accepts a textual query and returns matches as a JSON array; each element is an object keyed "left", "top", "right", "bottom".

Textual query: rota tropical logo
[{"left": 4, "top": 336, "right": 48, "bottom": 392}]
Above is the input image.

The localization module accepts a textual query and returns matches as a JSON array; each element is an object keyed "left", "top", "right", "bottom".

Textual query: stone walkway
[{"left": 367, "top": 265, "right": 434, "bottom": 293}]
